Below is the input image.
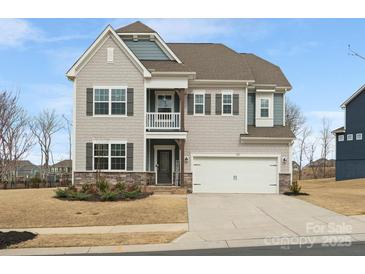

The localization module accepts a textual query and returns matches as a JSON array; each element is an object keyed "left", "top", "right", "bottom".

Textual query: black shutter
[
  {"left": 86, "top": 88, "right": 93, "bottom": 116},
  {"left": 86, "top": 143, "right": 93, "bottom": 170},
  {"left": 215, "top": 94, "right": 222, "bottom": 115},
  {"left": 233, "top": 94, "right": 239, "bottom": 115},
  {"left": 187, "top": 94, "right": 194, "bottom": 115},
  {"left": 205, "top": 94, "right": 211, "bottom": 115},
  {"left": 127, "top": 88, "right": 134, "bottom": 116},
  {"left": 127, "top": 143, "right": 134, "bottom": 171}
]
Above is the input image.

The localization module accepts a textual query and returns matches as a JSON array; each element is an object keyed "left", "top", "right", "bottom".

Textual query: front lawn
[
  {"left": 0, "top": 188, "right": 187, "bottom": 228},
  {"left": 9, "top": 231, "right": 185, "bottom": 248},
  {"left": 296, "top": 178, "right": 365, "bottom": 216}
]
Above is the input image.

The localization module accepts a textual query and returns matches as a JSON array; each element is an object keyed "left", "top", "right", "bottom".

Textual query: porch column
[
  {"left": 175, "top": 139, "right": 185, "bottom": 187},
  {"left": 176, "top": 89, "right": 186, "bottom": 132}
]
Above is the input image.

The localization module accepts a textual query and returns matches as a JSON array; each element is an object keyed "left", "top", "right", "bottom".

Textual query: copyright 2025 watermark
[{"left": 264, "top": 222, "right": 353, "bottom": 249}]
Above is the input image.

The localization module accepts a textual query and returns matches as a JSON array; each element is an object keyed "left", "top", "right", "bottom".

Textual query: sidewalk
[{"left": 0, "top": 223, "right": 188, "bottom": 235}]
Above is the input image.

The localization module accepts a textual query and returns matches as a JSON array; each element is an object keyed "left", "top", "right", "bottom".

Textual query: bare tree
[
  {"left": 295, "top": 126, "right": 311, "bottom": 180},
  {"left": 62, "top": 114, "right": 72, "bottom": 160},
  {"left": 30, "top": 109, "right": 63, "bottom": 179},
  {"left": 0, "top": 91, "right": 34, "bottom": 184},
  {"left": 285, "top": 98, "right": 306, "bottom": 137},
  {"left": 305, "top": 141, "right": 320, "bottom": 179},
  {"left": 319, "top": 117, "right": 334, "bottom": 178}
]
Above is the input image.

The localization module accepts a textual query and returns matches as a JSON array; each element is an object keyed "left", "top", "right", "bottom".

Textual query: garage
[{"left": 192, "top": 156, "right": 279, "bottom": 193}]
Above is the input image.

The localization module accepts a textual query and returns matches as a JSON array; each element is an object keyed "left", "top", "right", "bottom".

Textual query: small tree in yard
[
  {"left": 285, "top": 98, "right": 306, "bottom": 137},
  {"left": 0, "top": 91, "right": 34, "bottom": 185},
  {"left": 319, "top": 117, "right": 334, "bottom": 178},
  {"left": 30, "top": 109, "right": 63, "bottom": 181},
  {"left": 305, "top": 141, "right": 320, "bottom": 179},
  {"left": 295, "top": 126, "right": 311, "bottom": 180}
]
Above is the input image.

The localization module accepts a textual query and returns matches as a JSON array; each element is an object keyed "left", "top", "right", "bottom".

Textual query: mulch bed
[
  {"left": 283, "top": 192, "right": 309, "bottom": 196},
  {"left": 0, "top": 231, "right": 37, "bottom": 249},
  {"left": 55, "top": 192, "right": 153, "bottom": 202}
]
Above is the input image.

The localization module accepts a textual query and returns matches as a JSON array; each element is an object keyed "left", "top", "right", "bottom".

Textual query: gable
[{"left": 66, "top": 25, "right": 151, "bottom": 79}]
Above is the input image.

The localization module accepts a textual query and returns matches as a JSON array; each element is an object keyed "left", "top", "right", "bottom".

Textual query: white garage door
[{"left": 192, "top": 156, "right": 278, "bottom": 193}]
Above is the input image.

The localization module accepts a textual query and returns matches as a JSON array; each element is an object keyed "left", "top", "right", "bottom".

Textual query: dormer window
[{"left": 260, "top": 98, "right": 269, "bottom": 118}]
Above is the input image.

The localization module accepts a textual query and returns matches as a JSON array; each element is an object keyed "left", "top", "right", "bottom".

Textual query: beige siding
[
  {"left": 74, "top": 34, "right": 145, "bottom": 171},
  {"left": 184, "top": 88, "right": 290, "bottom": 173}
]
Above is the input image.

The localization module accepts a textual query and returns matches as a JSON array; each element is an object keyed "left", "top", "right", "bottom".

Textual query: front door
[{"left": 157, "top": 150, "right": 172, "bottom": 184}]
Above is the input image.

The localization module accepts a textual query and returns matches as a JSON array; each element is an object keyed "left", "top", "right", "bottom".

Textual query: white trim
[
  {"left": 341, "top": 84, "right": 365, "bottom": 108},
  {"left": 283, "top": 92, "right": 286, "bottom": 126},
  {"left": 154, "top": 145, "right": 175, "bottom": 185},
  {"left": 347, "top": 134, "right": 354, "bottom": 141},
  {"left": 66, "top": 25, "right": 151, "bottom": 79},
  {"left": 92, "top": 140, "right": 127, "bottom": 171},
  {"left": 145, "top": 131, "right": 187, "bottom": 140},
  {"left": 93, "top": 86, "right": 127, "bottom": 117},
  {"left": 107, "top": 47, "right": 114, "bottom": 63},
  {"left": 222, "top": 91, "right": 233, "bottom": 116},
  {"left": 259, "top": 98, "right": 270, "bottom": 118},
  {"left": 244, "top": 87, "right": 248, "bottom": 134},
  {"left": 256, "top": 89, "right": 276, "bottom": 93},
  {"left": 143, "top": 84, "right": 147, "bottom": 172},
  {"left": 356, "top": 133, "right": 363, "bottom": 141},
  {"left": 71, "top": 78, "right": 77, "bottom": 185},
  {"left": 193, "top": 90, "right": 205, "bottom": 116},
  {"left": 155, "top": 91, "right": 175, "bottom": 112},
  {"left": 191, "top": 153, "right": 280, "bottom": 194},
  {"left": 338, "top": 134, "right": 345, "bottom": 142}
]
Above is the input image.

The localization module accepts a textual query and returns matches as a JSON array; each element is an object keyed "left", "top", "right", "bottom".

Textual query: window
[
  {"left": 347, "top": 134, "right": 353, "bottom": 141},
  {"left": 111, "top": 144, "right": 126, "bottom": 170},
  {"left": 94, "top": 87, "right": 126, "bottom": 116},
  {"left": 93, "top": 142, "right": 126, "bottom": 171},
  {"left": 107, "top": 48, "right": 114, "bottom": 63},
  {"left": 94, "top": 144, "right": 109, "bottom": 170},
  {"left": 338, "top": 135, "right": 344, "bottom": 142},
  {"left": 157, "top": 94, "right": 173, "bottom": 113},
  {"left": 194, "top": 93, "right": 205, "bottom": 115},
  {"left": 222, "top": 93, "right": 232, "bottom": 115},
  {"left": 260, "top": 98, "right": 269, "bottom": 118},
  {"left": 356, "top": 133, "right": 363, "bottom": 141}
]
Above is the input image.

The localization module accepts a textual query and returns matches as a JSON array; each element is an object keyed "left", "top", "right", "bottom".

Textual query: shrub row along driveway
[{"left": 0, "top": 188, "right": 187, "bottom": 228}]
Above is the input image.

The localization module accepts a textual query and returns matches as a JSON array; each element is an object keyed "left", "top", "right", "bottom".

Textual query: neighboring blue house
[{"left": 333, "top": 85, "right": 365, "bottom": 181}]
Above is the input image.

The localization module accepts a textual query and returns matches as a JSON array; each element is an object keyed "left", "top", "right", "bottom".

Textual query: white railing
[{"left": 146, "top": 112, "right": 181, "bottom": 130}]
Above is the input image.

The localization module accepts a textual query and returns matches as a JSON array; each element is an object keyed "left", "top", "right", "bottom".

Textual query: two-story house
[
  {"left": 333, "top": 84, "right": 365, "bottom": 181},
  {"left": 67, "top": 21, "right": 294, "bottom": 194}
]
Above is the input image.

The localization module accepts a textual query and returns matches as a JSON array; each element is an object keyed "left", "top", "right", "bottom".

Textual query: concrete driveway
[{"left": 175, "top": 194, "right": 365, "bottom": 247}]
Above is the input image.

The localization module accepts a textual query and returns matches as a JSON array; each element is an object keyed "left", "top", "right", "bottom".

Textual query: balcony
[{"left": 146, "top": 112, "right": 181, "bottom": 130}]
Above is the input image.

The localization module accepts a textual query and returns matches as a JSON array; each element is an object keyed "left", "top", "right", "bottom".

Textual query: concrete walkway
[{"left": 0, "top": 223, "right": 188, "bottom": 235}]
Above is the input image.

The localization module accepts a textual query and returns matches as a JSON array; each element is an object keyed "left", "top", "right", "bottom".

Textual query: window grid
[
  {"left": 194, "top": 93, "right": 205, "bottom": 115},
  {"left": 93, "top": 142, "right": 127, "bottom": 171},
  {"left": 222, "top": 93, "right": 232, "bottom": 115},
  {"left": 347, "top": 134, "right": 353, "bottom": 141},
  {"left": 356, "top": 133, "right": 363, "bottom": 141},
  {"left": 94, "top": 87, "right": 127, "bottom": 116},
  {"left": 338, "top": 135, "right": 344, "bottom": 142},
  {"left": 260, "top": 98, "right": 269, "bottom": 118}
]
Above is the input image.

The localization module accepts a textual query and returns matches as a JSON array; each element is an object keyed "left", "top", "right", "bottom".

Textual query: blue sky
[{"left": 1, "top": 18, "right": 365, "bottom": 164}]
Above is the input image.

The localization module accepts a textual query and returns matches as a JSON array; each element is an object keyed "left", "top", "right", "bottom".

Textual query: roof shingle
[
  {"left": 242, "top": 125, "right": 295, "bottom": 139},
  {"left": 116, "top": 21, "right": 156, "bottom": 33}
]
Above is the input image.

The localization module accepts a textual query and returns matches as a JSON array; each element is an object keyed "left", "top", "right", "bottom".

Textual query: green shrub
[
  {"left": 72, "top": 192, "right": 92, "bottom": 201},
  {"left": 96, "top": 178, "right": 109, "bottom": 193},
  {"left": 123, "top": 190, "right": 140, "bottom": 199},
  {"left": 113, "top": 182, "right": 126, "bottom": 193},
  {"left": 289, "top": 181, "right": 302, "bottom": 194},
  {"left": 80, "top": 183, "right": 97, "bottom": 194},
  {"left": 55, "top": 188, "right": 69, "bottom": 198},
  {"left": 100, "top": 191, "right": 118, "bottom": 201}
]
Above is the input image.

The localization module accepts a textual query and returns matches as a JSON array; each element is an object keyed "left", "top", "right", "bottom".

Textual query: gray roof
[
  {"left": 332, "top": 126, "right": 345, "bottom": 134},
  {"left": 116, "top": 21, "right": 156, "bottom": 33},
  {"left": 167, "top": 43, "right": 255, "bottom": 81},
  {"left": 52, "top": 160, "right": 72, "bottom": 168},
  {"left": 242, "top": 126, "right": 295, "bottom": 139},
  {"left": 141, "top": 60, "right": 193, "bottom": 73},
  {"left": 241, "top": 53, "right": 291, "bottom": 88}
]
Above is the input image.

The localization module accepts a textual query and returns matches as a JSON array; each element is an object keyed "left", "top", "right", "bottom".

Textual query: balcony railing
[{"left": 146, "top": 112, "right": 181, "bottom": 130}]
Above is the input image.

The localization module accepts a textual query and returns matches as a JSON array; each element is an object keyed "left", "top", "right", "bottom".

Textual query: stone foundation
[
  {"left": 279, "top": 173, "right": 291, "bottom": 193},
  {"left": 74, "top": 172, "right": 155, "bottom": 186},
  {"left": 182, "top": 173, "right": 192, "bottom": 191}
]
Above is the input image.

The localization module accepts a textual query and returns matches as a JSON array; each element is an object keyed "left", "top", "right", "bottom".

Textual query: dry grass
[
  {"left": 10, "top": 231, "right": 185, "bottom": 248},
  {"left": 0, "top": 188, "right": 187, "bottom": 228},
  {"left": 297, "top": 178, "right": 365, "bottom": 215}
]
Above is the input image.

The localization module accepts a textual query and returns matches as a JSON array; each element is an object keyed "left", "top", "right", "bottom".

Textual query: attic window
[{"left": 107, "top": 48, "right": 114, "bottom": 63}]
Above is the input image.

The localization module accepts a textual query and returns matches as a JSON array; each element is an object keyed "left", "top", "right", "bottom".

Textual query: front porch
[{"left": 145, "top": 138, "right": 187, "bottom": 186}]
